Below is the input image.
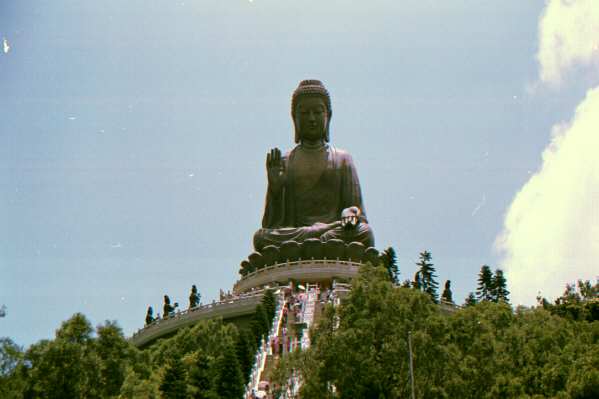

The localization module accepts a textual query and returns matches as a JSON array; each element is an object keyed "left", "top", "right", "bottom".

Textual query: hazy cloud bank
[
  {"left": 537, "top": 0, "right": 599, "bottom": 85},
  {"left": 497, "top": 0, "right": 599, "bottom": 305}
]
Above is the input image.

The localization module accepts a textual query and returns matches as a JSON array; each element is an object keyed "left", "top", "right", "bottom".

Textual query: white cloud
[
  {"left": 496, "top": 86, "right": 599, "bottom": 305},
  {"left": 497, "top": 0, "right": 599, "bottom": 305},
  {"left": 537, "top": 0, "right": 599, "bottom": 85}
]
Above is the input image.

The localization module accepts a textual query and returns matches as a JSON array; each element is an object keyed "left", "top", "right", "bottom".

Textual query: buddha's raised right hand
[{"left": 266, "top": 148, "right": 286, "bottom": 194}]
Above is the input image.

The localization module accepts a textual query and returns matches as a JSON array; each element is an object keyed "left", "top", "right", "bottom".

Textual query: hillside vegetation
[
  {"left": 1, "top": 264, "right": 597, "bottom": 398},
  {"left": 271, "top": 264, "right": 598, "bottom": 399}
]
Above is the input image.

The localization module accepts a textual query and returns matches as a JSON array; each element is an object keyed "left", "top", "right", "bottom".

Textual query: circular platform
[{"left": 233, "top": 259, "right": 362, "bottom": 294}]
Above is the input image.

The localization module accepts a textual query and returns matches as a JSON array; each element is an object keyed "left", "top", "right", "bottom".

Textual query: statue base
[{"left": 233, "top": 259, "right": 362, "bottom": 295}]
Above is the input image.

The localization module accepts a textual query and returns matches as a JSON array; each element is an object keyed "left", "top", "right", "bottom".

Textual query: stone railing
[
  {"left": 233, "top": 259, "right": 361, "bottom": 294},
  {"left": 130, "top": 290, "right": 266, "bottom": 347}
]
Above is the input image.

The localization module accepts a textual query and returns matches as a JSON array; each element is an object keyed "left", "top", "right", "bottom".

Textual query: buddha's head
[{"left": 291, "top": 79, "right": 332, "bottom": 144}]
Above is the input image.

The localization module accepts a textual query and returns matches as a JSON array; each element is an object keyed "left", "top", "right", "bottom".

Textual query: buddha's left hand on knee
[{"left": 341, "top": 206, "right": 361, "bottom": 229}]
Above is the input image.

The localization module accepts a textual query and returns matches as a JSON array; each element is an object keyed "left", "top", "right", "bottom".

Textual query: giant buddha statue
[{"left": 253, "top": 80, "right": 375, "bottom": 251}]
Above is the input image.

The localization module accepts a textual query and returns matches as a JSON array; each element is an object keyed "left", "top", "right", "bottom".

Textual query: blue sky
[{"left": 2, "top": 1, "right": 597, "bottom": 347}]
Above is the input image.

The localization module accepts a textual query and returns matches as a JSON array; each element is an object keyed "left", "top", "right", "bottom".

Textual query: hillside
[{"left": 1, "top": 264, "right": 597, "bottom": 398}]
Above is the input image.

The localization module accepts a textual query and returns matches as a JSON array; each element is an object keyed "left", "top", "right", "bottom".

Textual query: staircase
[
  {"left": 244, "top": 284, "right": 323, "bottom": 398},
  {"left": 245, "top": 291, "right": 287, "bottom": 398},
  {"left": 277, "top": 284, "right": 321, "bottom": 399},
  {"left": 299, "top": 284, "right": 319, "bottom": 349}
]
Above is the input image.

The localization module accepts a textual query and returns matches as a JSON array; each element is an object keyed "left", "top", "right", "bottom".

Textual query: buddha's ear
[
  {"left": 325, "top": 109, "right": 332, "bottom": 142},
  {"left": 294, "top": 116, "right": 301, "bottom": 143}
]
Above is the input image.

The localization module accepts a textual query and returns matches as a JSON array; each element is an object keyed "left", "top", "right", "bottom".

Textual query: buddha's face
[{"left": 295, "top": 96, "right": 328, "bottom": 143}]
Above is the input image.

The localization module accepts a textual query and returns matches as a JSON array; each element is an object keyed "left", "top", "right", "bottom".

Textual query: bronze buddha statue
[{"left": 253, "top": 80, "right": 375, "bottom": 251}]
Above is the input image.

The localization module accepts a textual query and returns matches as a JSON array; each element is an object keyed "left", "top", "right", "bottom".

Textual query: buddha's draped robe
[{"left": 253, "top": 144, "right": 374, "bottom": 251}]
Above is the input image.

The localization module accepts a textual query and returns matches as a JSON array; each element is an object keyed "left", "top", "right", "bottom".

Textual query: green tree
[
  {"left": 566, "top": 345, "right": 599, "bottom": 399},
  {"left": 235, "top": 329, "right": 255, "bottom": 385},
  {"left": 213, "top": 344, "right": 244, "bottom": 399},
  {"left": 148, "top": 318, "right": 243, "bottom": 398},
  {"left": 578, "top": 279, "right": 599, "bottom": 300},
  {"left": 540, "top": 279, "right": 599, "bottom": 322},
  {"left": 187, "top": 351, "right": 213, "bottom": 399},
  {"left": 441, "top": 279, "right": 454, "bottom": 304},
  {"left": 145, "top": 306, "right": 154, "bottom": 325},
  {"left": 380, "top": 246, "right": 400, "bottom": 284},
  {"left": 273, "top": 264, "right": 453, "bottom": 398},
  {"left": 189, "top": 285, "right": 201, "bottom": 309},
  {"left": 491, "top": 268, "right": 510, "bottom": 303},
  {"left": 23, "top": 313, "right": 102, "bottom": 399},
  {"left": 0, "top": 338, "right": 25, "bottom": 399},
  {"left": 476, "top": 265, "right": 494, "bottom": 302},
  {"left": 163, "top": 295, "right": 174, "bottom": 318},
  {"left": 274, "top": 269, "right": 598, "bottom": 398},
  {"left": 149, "top": 318, "right": 238, "bottom": 372},
  {"left": 0, "top": 338, "right": 22, "bottom": 378},
  {"left": 464, "top": 292, "right": 477, "bottom": 307},
  {"left": 6, "top": 271, "right": 597, "bottom": 399},
  {"left": 412, "top": 271, "right": 422, "bottom": 290},
  {"left": 415, "top": 250, "right": 439, "bottom": 303},
  {"left": 446, "top": 301, "right": 515, "bottom": 398},
  {"left": 261, "top": 289, "right": 277, "bottom": 328},
  {"left": 118, "top": 366, "right": 160, "bottom": 398},
  {"left": 159, "top": 358, "right": 187, "bottom": 399},
  {"left": 250, "top": 304, "right": 270, "bottom": 346},
  {"left": 95, "top": 320, "right": 132, "bottom": 397}
]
